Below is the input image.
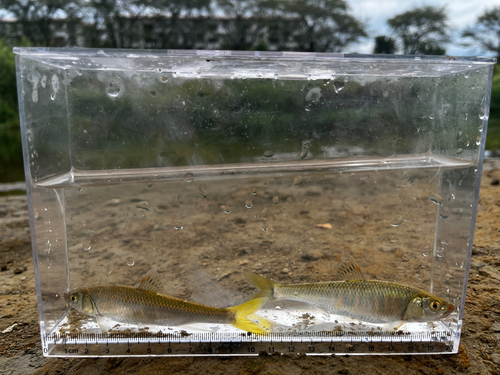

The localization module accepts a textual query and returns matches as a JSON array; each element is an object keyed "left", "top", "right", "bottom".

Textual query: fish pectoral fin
[
  {"left": 96, "top": 315, "right": 114, "bottom": 332},
  {"left": 385, "top": 320, "right": 406, "bottom": 331},
  {"left": 137, "top": 268, "right": 165, "bottom": 294},
  {"left": 335, "top": 255, "right": 365, "bottom": 281}
]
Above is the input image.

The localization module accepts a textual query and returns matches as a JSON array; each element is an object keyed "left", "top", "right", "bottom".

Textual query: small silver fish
[
  {"left": 65, "top": 269, "right": 270, "bottom": 334},
  {"left": 244, "top": 257, "right": 454, "bottom": 326}
]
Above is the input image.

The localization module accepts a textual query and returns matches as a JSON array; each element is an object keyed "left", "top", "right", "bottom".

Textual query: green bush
[
  {"left": 486, "top": 65, "right": 500, "bottom": 151},
  {"left": 0, "top": 38, "right": 30, "bottom": 182}
]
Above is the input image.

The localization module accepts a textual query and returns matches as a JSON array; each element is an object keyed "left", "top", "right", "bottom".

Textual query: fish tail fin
[
  {"left": 229, "top": 297, "right": 272, "bottom": 334},
  {"left": 242, "top": 272, "right": 276, "bottom": 303}
]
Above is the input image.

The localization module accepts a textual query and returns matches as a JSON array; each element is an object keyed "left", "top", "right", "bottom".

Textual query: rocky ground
[{"left": 1, "top": 161, "right": 500, "bottom": 375}]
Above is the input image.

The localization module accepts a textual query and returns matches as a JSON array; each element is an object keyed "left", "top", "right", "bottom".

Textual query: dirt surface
[{"left": 1, "top": 161, "right": 500, "bottom": 375}]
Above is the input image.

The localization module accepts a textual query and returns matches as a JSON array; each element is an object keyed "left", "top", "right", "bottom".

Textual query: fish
[
  {"left": 243, "top": 257, "right": 455, "bottom": 326},
  {"left": 65, "top": 269, "right": 270, "bottom": 334}
]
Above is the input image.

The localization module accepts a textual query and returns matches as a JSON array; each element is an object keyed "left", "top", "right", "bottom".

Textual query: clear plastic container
[{"left": 14, "top": 48, "right": 496, "bottom": 356}]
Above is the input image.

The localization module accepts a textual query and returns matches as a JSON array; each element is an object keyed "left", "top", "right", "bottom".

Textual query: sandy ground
[{"left": 1, "top": 160, "right": 500, "bottom": 375}]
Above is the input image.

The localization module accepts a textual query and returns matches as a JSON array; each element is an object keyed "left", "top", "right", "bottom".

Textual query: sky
[{"left": 348, "top": 0, "right": 499, "bottom": 56}]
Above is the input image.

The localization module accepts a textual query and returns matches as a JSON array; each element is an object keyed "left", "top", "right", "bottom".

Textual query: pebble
[
  {"left": 236, "top": 248, "right": 248, "bottom": 256},
  {"left": 301, "top": 254, "right": 318, "bottom": 262},
  {"left": 491, "top": 322, "right": 500, "bottom": 332},
  {"left": 14, "top": 266, "right": 27, "bottom": 275},
  {"left": 105, "top": 198, "right": 121, "bottom": 207}
]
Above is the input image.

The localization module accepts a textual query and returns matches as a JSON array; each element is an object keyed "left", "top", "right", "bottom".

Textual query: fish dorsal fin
[
  {"left": 336, "top": 255, "right": 365, "bottom": 280},
  {"left": 137, "top": 269, "right": 165, "bottom": 294}
]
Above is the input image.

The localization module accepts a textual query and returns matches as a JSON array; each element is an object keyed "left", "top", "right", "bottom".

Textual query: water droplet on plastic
[
  {"left": 456, "top": 148, "right": 463, "bottom": 154},
  {"left": 150, "top": 91, "right": 156, "bottom": 97},
  {"left": 198, "top": 183, "right": 207, "bottom": 198},
  {"left": 245, "top": 200, "right": 253, "bottom": 209},
  {"left": 126, "top": 257, "right": 135, "bottom": 266},
  {"left": 174, "top": 223, "right": 184, "bottom": 230},
  {"left": 83, "top": 240, "right": 91, "bottom": 251},
  {"left": 440, "top": 206, "right": 450, "bottom": 219},
  {"left": 301, "top": 146, "right": 308, "bottom": 159},
  {"left": 273, "top": 196, "right": 279, "bottom": 204},
  {"left": 147, "top": 182, "right": 153, "bottom": 188},
  {"left": 333, "top": 82, "right": 344, "bottom": 94},
  {"left": 262, "top": 225, "right": 268, "bottom": 232},
  {"left": 45, "top": 240, "right": 51, "bottom": 253},
  {"left": 142, "top": 214, "right": 148, "bottom": 219},
  {"left": 293, "top": 176, "right": 303, "bottom": 185},
  {"left": 264, "top": 150, "right": 274, "bottom": 158},
  {"left": 106, "top": 82, "right": 121, "bottom": 98},
  {"left": 429, "top": 114, "right": 434, "bottom": 120},
  {"left": 34, "top": 211, "right": 39, "bottom": 219},
  {"left": 222, "top": 206, "right": 232, "bottom": 214},
  {"left": 274, "top": 74, "right": 278, "bottom": 80},
  {"left": 78, "top": 187, "right": 83, "bottom": 192},
  {"left": 476, "top": 137, "right": 481, "bottom": 146},
  {"left": 390, "top": 220, "right": 408, "bottom": 227},
  {"left": 183, "top": 173, "right": 194, "bottom": 182},
  {"left": 429, "top": 195, "right": 443, "bottom": 205},
  {"left": 252, "top": 188, "right": 257, "bottom": 195},
  {"left": 423, "top": 252, "right": 429, "bottom": 257},
  {"left": 254, "top": 214, "right": 260, "bottom": 218},
  {"left": 136, "top": 201, "right": 150, "bottom": 211},
  {"left": 75, "top": 69, "right": 82, "bottom": 76}
]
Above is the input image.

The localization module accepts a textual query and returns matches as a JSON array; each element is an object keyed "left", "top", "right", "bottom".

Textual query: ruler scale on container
[{"left": 44, "top": 331, "right": 456, "bottom": 356}]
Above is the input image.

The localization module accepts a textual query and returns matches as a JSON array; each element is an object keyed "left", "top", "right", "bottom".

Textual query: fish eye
[
  {"left": 70, "top": 294, "right": 78, "bottom": 302},
  {"left": 430, "top": 300, "right": 440, "bottom": 311}
]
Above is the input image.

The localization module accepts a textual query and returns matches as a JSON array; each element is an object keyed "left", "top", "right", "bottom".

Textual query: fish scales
[
  {"left": 276, "top": 280, "right": 421, "bottom": 323},
  {"left": 86, "top": 285, "right": 234, "bottom": 326},
  {"left": 66, "top": 269, "right": 271, "bottom": 333}
]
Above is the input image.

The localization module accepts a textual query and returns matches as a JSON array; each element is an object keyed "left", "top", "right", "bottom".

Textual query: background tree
[
  {"left": 138, "top": 0, "right": 212, "bottom": 49},
  {"left": 216, "top": 0, "right": 263, "bottom": 50},
  {"left": 282, "top": 0, "right": 366, "bottom": 52},
  {"left": 0, "top": 0, "right": 67, "bottom": 46},
  {"left": 461, "top": 7, "right": 500, "bottom": 59},
  {"left": 388, "top": 6, "right": 449, "bottom": 55},
  {"left": 373, "top": 35, "right": 396, "bottom": 54}
]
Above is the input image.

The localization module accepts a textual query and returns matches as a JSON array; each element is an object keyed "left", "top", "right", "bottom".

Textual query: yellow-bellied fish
[
  {"left": 65, "top": 269, "right": 270, "bottom": 334},
  {"left": 244, "top": 257, "right": 454, "bottom": 326}
]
